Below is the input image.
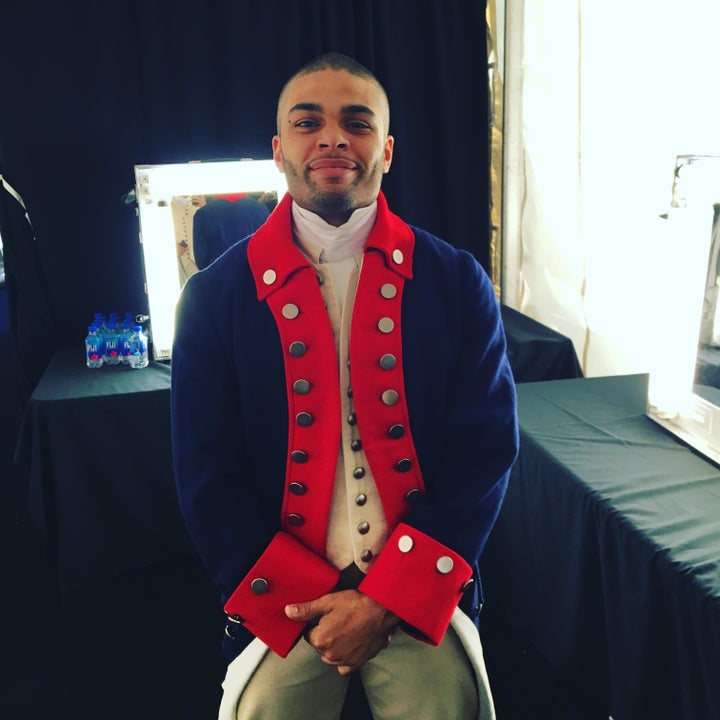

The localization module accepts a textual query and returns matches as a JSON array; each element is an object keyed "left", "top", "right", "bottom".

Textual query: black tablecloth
[
  {"left": 500, "top": 305, "right": 583, "bottom": 382},
  {"left": 480, "top": 374, "right": 720, "bottom": 720},
  {"left": 14, "top": 347, "right": 196, "bottom": 598}
]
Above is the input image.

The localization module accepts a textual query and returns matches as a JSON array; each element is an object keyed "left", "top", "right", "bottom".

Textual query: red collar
[{"left": 248, "top": 191, "right": 415, "bottom": 300}]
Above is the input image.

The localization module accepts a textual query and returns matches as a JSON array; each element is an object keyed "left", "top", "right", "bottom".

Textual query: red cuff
[
  {"left": 358, "top": 523, "right": 472, "bottom": 646},
  {"left": 223, "top": 531, "right": 340, "bottom": 657}
]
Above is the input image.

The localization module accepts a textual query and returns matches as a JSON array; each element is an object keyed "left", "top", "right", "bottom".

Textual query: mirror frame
[{"left": 134, "top": 159, "right": 287, "bottom": 361}]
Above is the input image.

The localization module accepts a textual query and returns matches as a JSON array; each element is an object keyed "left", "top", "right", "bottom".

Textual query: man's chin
[{"left": 311, "top": 190, "right": 355, "bottom": 215}]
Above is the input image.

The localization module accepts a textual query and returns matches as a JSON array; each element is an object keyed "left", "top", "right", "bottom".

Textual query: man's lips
[{"left": 309, "top": 158, "right": 358, "bottom": 170}]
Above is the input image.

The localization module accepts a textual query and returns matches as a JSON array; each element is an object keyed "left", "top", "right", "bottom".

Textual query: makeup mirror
[
  {"left": 647, "top": 155, "right": 720, "bottom": 465},
  {"left": 134, "top": 159, "right": 287, "bottom": 360}
]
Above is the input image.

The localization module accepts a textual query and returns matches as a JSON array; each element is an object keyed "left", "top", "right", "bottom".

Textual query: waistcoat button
[
  {"left": 357, "top": 521, "right": 370, "bottom": 535},
  {"left": 353, "top": 467, "right": 366, "bottom": 479}
]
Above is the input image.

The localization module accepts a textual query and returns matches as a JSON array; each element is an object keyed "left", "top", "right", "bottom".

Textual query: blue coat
[{"left": 171, "top": 193, "right": 518, "bottom": 661}]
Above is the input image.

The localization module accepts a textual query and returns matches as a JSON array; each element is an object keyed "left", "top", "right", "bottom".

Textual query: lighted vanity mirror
[
  {"left": 134, "top": 159, "right": 287, "bottom": 360},
  {"left": 647, "top": 155, "right": 720, "bottom": 466}
]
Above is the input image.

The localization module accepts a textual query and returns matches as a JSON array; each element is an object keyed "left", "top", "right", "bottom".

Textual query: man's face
[{"left": 273, "top": 68, "right": 394, "bottom": 226}]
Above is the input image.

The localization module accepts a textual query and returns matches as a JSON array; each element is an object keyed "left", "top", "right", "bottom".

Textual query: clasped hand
[{"left": 285, "top": 589, "right": 399, "bottom": 675}]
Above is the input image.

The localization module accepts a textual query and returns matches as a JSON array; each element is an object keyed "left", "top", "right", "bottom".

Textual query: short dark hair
[{"left": 276, "top": 52, "right": 390, "bottom": 134}]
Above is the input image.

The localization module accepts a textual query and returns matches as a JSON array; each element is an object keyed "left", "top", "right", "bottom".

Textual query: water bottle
[
  {"left": 85, "top": 324, "right": 104, "bottom": 368},
  {"left": 128, "top": 325, "right": 149, "bottom": 369},
  {"left": 103, "top": 319, "right": 121, "bottom": 365},
  {"left": 118, "top": 320, "right": 133, "bottom": 365}
]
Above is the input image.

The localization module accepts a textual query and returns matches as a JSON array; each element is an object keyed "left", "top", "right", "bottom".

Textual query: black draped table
[
  {"left": 13, "top": 308, "right": 580, "bottom": 600},
  {"left": 14, "top": 347, "right": 196, "bottom": 598},
  {"left": 500, "top": 305, "right": 583, "bottom": 382},
  {"left": 480, "top": 373, "right": 720, "bottom": 720}
]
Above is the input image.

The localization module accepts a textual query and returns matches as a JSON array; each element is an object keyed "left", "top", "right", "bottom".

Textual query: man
[{"left": 171, "top": 52, "right": 518, "bottom": 720}]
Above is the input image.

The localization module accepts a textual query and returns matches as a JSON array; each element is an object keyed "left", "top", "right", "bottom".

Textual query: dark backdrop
[{"left": 0, "top": 0, "right": 490, "bottom": 399}]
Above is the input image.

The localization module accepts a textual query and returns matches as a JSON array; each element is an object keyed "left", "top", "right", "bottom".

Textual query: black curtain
[{"left": 0, "top": 0, "right": 489, "bottom": 396}]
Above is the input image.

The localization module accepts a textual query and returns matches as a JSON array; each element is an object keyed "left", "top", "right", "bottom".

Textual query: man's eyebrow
[
  {"left": 341, "top": 104, "right": 375, "bottom": 117},
  {"left": 287, "top": 102, "right": 376, "bottom": 117},
  {"left": 288, "top": 102, "right": 323, "bottom": 114}
]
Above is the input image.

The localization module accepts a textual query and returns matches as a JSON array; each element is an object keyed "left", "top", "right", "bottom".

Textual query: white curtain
[{"left": 501, "top": 0, "right": 720, "bottom": 376}]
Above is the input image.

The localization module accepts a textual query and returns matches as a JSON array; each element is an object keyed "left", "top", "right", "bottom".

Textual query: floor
[{"left": 0, "top": 287, "right": 608, "bottom": 720}]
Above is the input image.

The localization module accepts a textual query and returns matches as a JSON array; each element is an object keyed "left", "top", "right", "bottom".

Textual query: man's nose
[{"left": 317, "top": 125, "right": 348, "bottom": 149}]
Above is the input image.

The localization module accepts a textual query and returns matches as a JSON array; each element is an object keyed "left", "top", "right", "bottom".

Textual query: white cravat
[{"left": 292, "top": 201, "right": 377, "bottom": 309}]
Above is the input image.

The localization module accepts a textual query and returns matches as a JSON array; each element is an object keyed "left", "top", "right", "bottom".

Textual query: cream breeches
[{"left": 218, "top": 609, "right": 495, "bottom": 720}]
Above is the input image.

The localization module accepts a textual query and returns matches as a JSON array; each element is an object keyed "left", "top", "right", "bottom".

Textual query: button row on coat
[{"left": 397, "top": 534, "right": 455, "bottom": 574}]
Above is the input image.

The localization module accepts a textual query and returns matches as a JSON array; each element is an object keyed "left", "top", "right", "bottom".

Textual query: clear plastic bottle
[
  {"left": 85, "top": 324, "right": 104, "bottom": 368},
  {"left": 118, "top": 320, "right": 133, "bottom": 365},
  {"left": 127, "top": 325, "right": 149, "bottom": 369},
  {"left": 103, "top": 319, "right": 121, "bottom": 365}
]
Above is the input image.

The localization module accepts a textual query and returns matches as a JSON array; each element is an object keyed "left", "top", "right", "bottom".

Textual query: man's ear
[
  {"left": 383, "top": 135, "right": 394, "bottom": 173},
  {"left": 272, "top": 136, "right": 285, "bottom": 172}
]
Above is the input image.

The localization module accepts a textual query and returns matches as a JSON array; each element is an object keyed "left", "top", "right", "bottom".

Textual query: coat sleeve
[
  {"left": 359, "top": 247, "right": 519, "bottom": 644},
  {"left": 171, "top": 269, "right": 338, "bottom": 659}
]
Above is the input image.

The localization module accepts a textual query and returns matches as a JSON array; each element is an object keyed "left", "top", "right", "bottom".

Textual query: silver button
[
  {"left": 360, "top": 549, "right": 373, "bottom": 563},
  {"left": 293, "top": 379, "right": 311, "bottom": 394},
  {"left": 381, "top": 389, "right": 399, "bottom": 406},
  {"left": 378, "top": 317, "right": 395, "bottom": 334},
  {"left": 289, "top": 482, "right": 306, "bottom": 495},
  {"left": 295, "top": 411, "right": 313, "bottom": 427},
  {"left": 357, "top": 521, "right": 370, "bottom": 535},
  {"left": 405, "top": 488, "right": 422, "bottom": 504},
  {"left": 380, "top": 283, "right": 397, "bottom": 299},
  {"left": 398, "top": 535, "right": 414, "bottom": 553},
  {"left": 392, "top": 249, "right": 404, "bottom": 265},
  {"left": 262, "top": 269, "right": 277, "bottom": 285},
  {"left": 355, "top": 493, "right": 367, "bottom": 506},
  {"left": 436, "top": 556, "right": 454, "bottom": 574},
  {"left": 379, "top": 353, "right": 397, "bottom": 370},
  {"left": 250, "top": 577, "right": 269, "bottom": 594},
  {"left": 289, "top": 341, "right": 307, "bottom": 357},
  {"left": 282, "top": 303, "right": 300, "bottom": 319},
  {"left": 395, "top": 458, "right": 412, "bottom": 472}
]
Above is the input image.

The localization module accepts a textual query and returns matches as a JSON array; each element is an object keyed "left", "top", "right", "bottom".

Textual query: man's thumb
[{"left": 285, "top": 601, "right": 319, "bottom": 621}]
